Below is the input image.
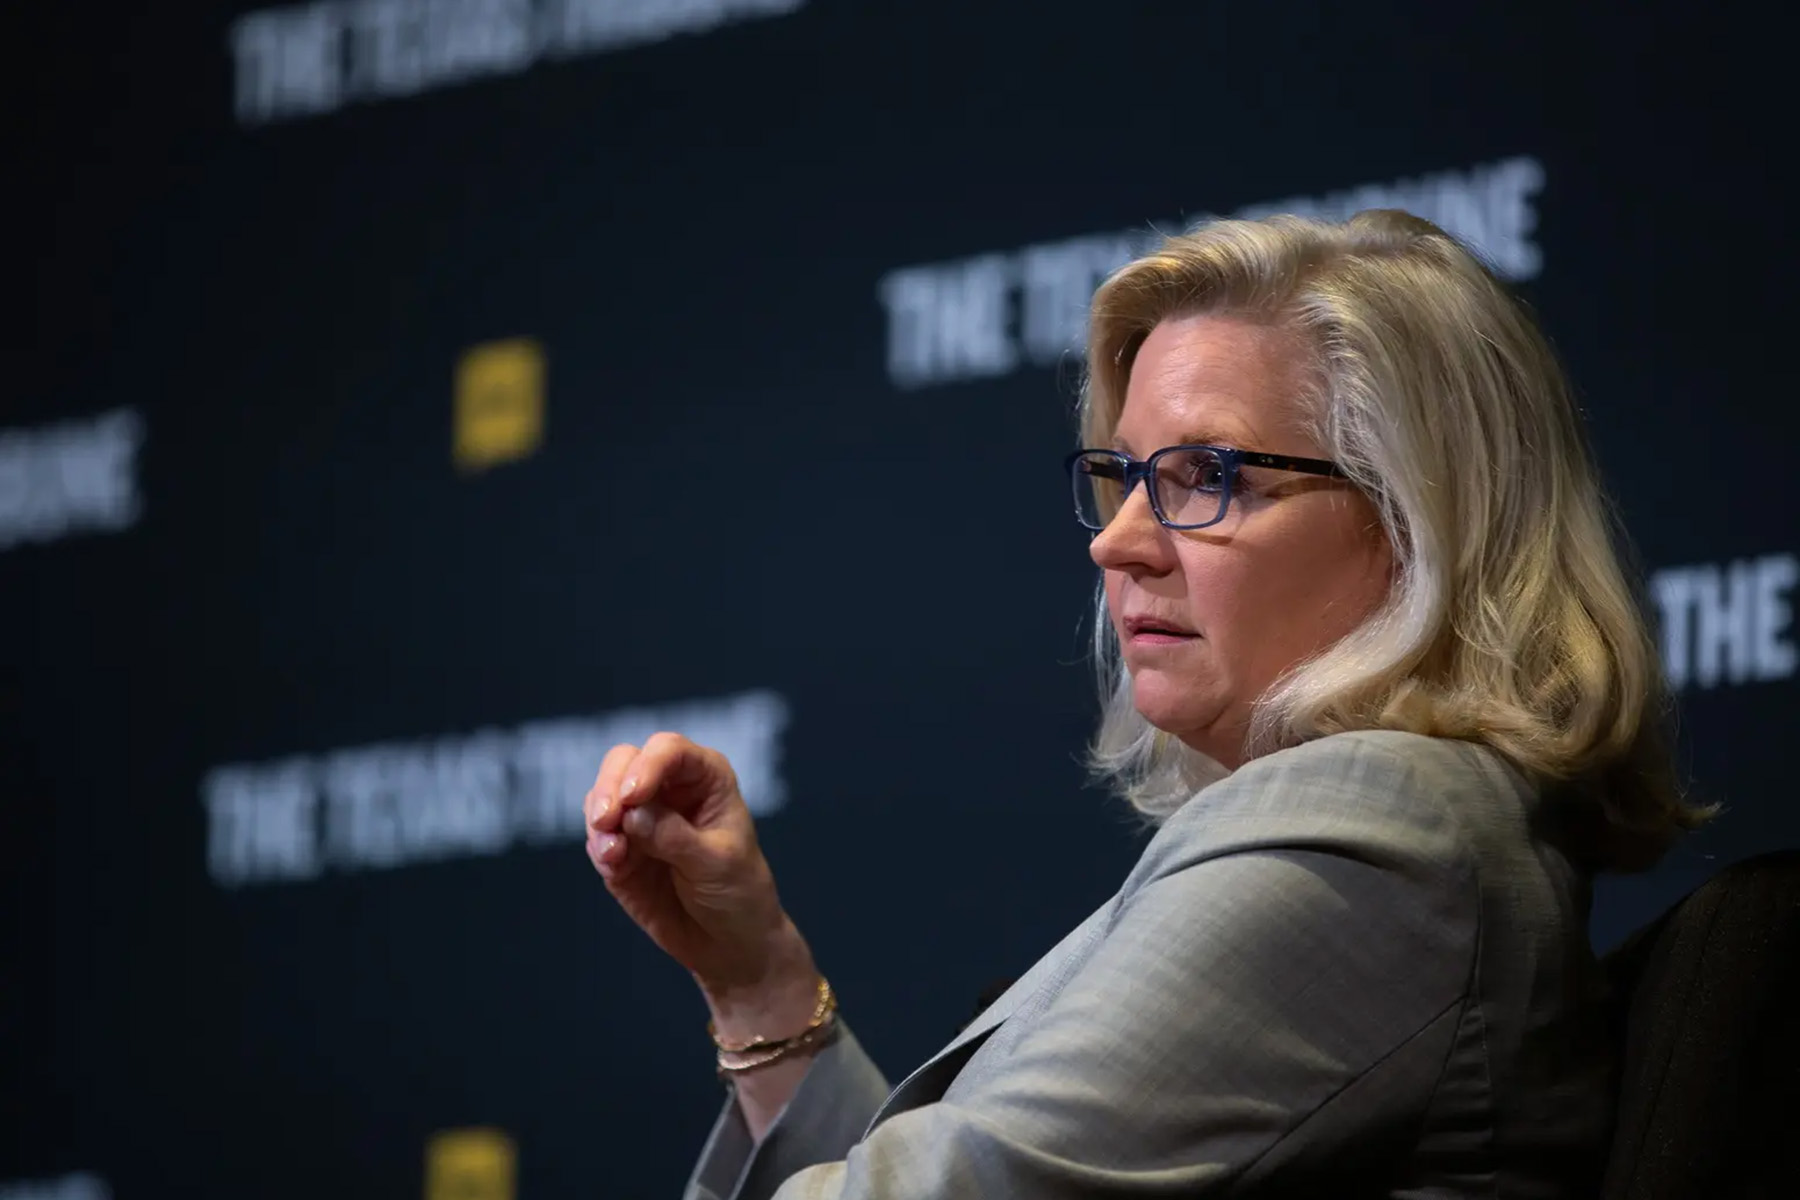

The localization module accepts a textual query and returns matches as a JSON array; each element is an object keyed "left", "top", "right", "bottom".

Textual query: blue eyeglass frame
[{"left": 1064, "top": 443, "right": 1348, "bottom": 531}]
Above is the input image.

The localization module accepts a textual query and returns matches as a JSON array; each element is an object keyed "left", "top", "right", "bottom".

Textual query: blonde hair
[{"left": 1082, "top": 209, "right": 1706, "bottom": 871}]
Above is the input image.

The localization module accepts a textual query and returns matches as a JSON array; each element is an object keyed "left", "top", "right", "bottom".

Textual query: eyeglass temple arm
[{"left": 1233, "top": 450, "right": 1347, "bottom": 478}]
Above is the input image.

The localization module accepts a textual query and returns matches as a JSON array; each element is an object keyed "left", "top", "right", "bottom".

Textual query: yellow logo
[
  {"left": 454, "top": 338, "right": 544, "bottom": 471},
  {"left": 425, "top": 1127, "right": 516, "bottom": 1200}
]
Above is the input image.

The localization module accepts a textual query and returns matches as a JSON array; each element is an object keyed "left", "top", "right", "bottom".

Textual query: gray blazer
[{"left": 685, "top": 730, "right": 1614, "bottom": 1198}]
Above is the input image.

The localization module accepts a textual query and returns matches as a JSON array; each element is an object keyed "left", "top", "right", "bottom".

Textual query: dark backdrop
[{"left": 8, "top": 2, "right": 1794, "bottom": 1196}]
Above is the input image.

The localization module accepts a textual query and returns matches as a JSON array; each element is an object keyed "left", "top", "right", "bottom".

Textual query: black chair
[{"left": 1600, "top": 850, "right": 1800, "bottom": 1199}]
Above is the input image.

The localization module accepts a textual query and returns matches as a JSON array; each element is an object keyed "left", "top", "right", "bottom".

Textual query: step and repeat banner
[{"left": 6, "top": 1, "right": 1793, "bottom": 1196}]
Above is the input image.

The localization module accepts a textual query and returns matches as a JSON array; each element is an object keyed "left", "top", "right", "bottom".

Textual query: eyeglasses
[{"left": 1064, "top": 444, "right": 1347, "bottom": 531}]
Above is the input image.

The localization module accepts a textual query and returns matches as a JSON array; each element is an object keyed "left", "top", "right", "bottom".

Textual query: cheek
[
  {"left": 1175, "top": 541, "right": 1350, "bottom": 660},
  {"left": 1207, "top": 529, "right": 1389, "bottom": 656},
  {"left": 1102, "top": 572, "right": 1126, "bottom": 630},
  {"left": 1171, "top": 548, "right": 1252, "bottom": 630}
]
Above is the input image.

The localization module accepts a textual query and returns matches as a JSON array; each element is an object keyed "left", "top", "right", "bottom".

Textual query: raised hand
[{"left": 584, "top": 732, "right": 818, "bottom": 1015}]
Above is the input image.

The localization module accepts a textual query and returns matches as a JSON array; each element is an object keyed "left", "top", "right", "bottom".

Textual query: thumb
[{"left": 621, "top": 803, "right": 713, "bottom": 874}]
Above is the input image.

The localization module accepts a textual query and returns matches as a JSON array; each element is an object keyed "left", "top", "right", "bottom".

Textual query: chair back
[{"left": 1600, "top": 850, "right": 1800, "bottom": 1199}]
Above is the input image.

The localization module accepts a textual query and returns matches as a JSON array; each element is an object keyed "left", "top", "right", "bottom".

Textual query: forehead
[{"left": 1111, "top": 314, "right": 1303, "bottom": 452}]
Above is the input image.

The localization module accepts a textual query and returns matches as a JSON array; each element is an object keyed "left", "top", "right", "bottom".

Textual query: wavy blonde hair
[{"left": 1083, "top": 209, "right": 1706, "bottom": 871}]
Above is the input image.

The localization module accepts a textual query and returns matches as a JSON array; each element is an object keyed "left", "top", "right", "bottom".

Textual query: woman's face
[{"left": 1090, "top": 313, "right": 1394, "bottom": 769}]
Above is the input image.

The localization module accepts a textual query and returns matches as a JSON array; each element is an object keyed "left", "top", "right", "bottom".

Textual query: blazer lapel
[{"left": 865, "top": 896, "right": 1117, "bottom": 1132}]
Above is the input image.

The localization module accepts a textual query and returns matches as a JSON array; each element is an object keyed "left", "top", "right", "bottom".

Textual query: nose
[{"left": 1088, "top": 481, "right": 1176, "bottom": 576}]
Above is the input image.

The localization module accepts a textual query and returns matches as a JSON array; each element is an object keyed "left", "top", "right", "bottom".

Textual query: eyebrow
[{"left": 1110, "top": 429, "right": 1255, "bottom": 453}]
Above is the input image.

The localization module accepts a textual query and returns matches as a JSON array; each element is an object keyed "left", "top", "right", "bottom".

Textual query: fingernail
[
  {"left": 592, "top": 797, "right": 611, "bottom": 827},
  {"left": 623, "top": 807, "right": 653, "bottom": 837},
  {"left": 597, "top": 833, "right": 621, "bottom": 856},
  {"left": 619, "top": 775, "right": 638, "bottom": 800}
]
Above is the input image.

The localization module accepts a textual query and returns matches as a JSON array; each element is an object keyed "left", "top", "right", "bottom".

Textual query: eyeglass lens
[{"left": 1071, "top": 448, "right": 1231, "bottom": 530}]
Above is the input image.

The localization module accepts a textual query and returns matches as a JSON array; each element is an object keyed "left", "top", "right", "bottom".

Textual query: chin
[{"left": 1128, "top": 673, "right": 1218, "bottom": 740}]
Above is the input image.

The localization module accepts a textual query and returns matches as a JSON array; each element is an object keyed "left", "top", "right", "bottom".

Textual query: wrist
[{"left": 698, "top": 921, "right": 820, "bottom": 1041}]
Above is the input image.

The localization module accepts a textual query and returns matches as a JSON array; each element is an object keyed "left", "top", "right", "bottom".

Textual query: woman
[{"left": 583, "top": 210, "right": 1705, "bottom": 1197}]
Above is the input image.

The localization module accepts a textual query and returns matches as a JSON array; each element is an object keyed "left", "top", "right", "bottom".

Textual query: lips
[{"left": 1123, "top": 615, "right": 1198, "bottom": 639}]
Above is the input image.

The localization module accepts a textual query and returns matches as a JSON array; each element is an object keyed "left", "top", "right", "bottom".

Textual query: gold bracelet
[
  {"left": 708, "top": 976, "right": 836, "bottom": 1054},
  {"left": 716, "top": 1012, "right": 838, "bottom": 1077}
]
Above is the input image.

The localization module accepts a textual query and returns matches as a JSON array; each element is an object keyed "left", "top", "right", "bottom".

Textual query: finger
[
  {"left": 586, "top": 743, "right": 642, "bottom": 832},
  {"left": 604, "top": 843, "right": 647, "bottom": 885},
  {"left": 618, "top": 732, "right": 729, "bottom": 818},
  {"left": 587, "top": 743, "right": 642, "bottom": 828},
  {"left": 594, "top": 831, "right": 622, "bottom": 877},
  {"left": 619, "top": 802, "right": 710, "bottom": 874},
  {"left": 586, "top": 828, "right": 640, "bottom": 885},
  {"left": 601, "top": 835, "right": 656, "bottom": 888},
  {"left": 586, "top": 827, "right": 628, "bottom": 867}
]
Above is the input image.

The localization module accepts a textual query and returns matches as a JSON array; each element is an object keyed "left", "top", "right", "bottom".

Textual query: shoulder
[
  {"left": 1215, "top": 728, "right": 1522, "bottom": 811},
  {"left": 1092, "top": 733, "right": 1508, "bottom": 1030},
  {"left": 1128, "top": 730, "right": 1536, "bottom": 893}
]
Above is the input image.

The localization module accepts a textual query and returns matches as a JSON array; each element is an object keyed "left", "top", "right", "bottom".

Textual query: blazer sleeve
[
  {"left": 685, "top": 1023, "right": 894, "bottom": 1200},
  {"left": 759, "top": 732, "right": 1485, "bottom": 1198}
]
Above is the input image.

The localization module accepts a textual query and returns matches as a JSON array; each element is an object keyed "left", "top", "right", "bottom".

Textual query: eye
[{"left": 1177, "top": 451, "right": 1230, "bottom": 493}]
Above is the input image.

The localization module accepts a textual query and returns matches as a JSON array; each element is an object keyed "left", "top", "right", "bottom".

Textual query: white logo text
[
  {"left": 0, "top": 408, "right": 144, "bottom": 553},
  {"left": 1652, "top": 553, "right": 1798, "bottom": 690},
  {"left": 230, "top": 0, "right": 807, "bottom": 125},
  {"left": 203, "top": 689, "right": 790, "bottom": 887},
  {"left": 878, "top": 156, "right": 1545, "bottom": 390}
]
